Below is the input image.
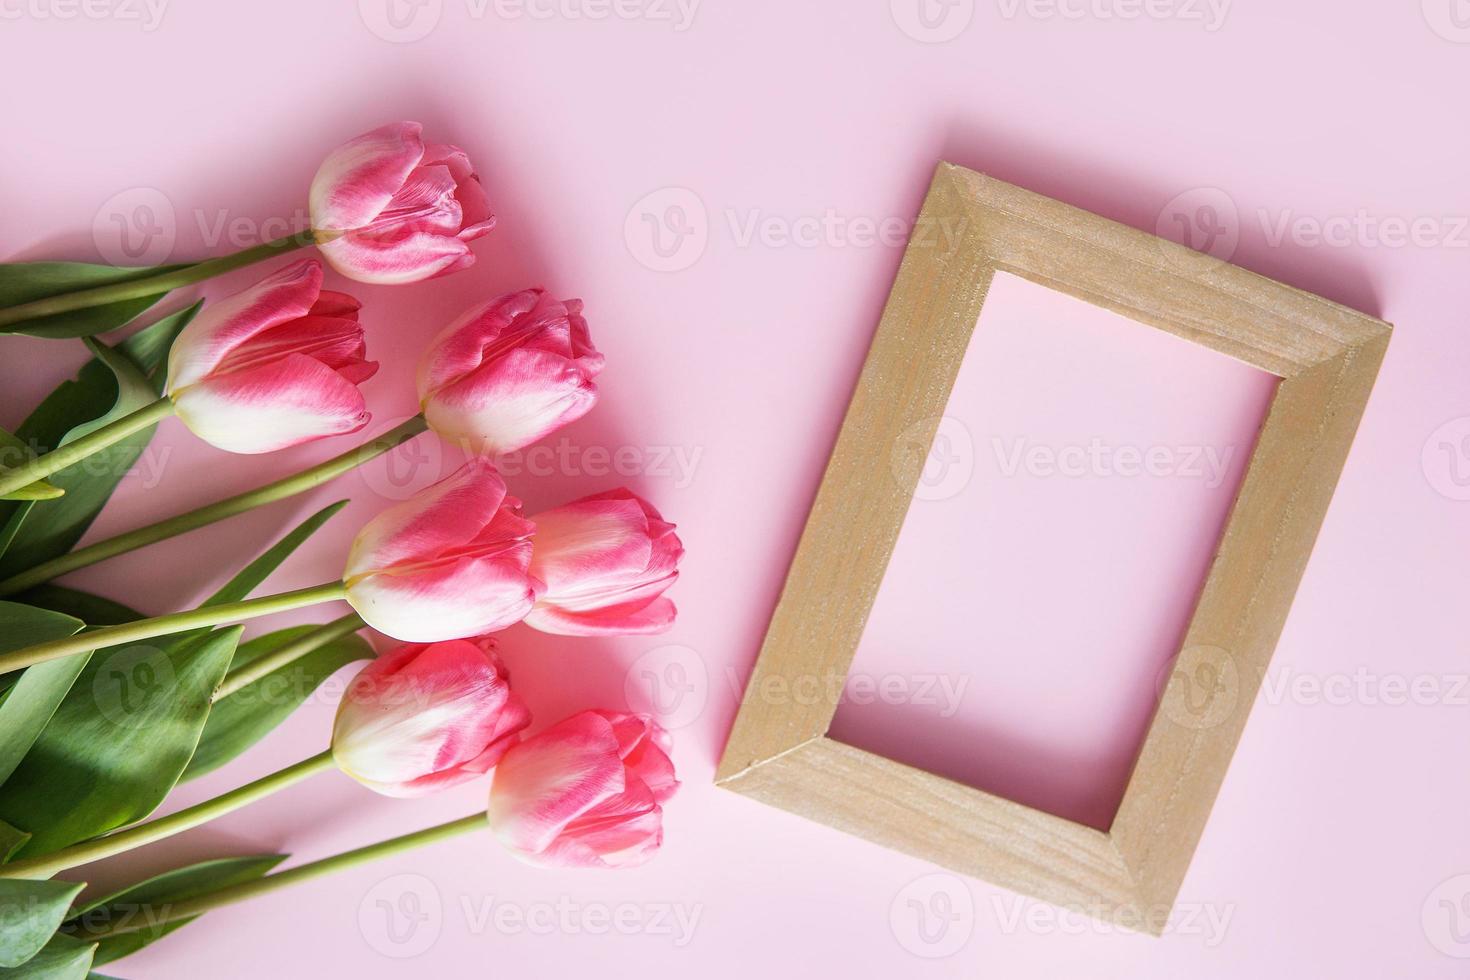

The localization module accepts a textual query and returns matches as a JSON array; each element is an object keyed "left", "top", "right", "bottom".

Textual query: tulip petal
[
  {"left": 529, "top": 497, "right": 657, "bottom": 599},
  {"left": 318, "top": 227, "right": 475, "bottom": 285},
  {"left": 537, "top": 781, "right": 664, "bottom": 869},
  {"left": 344, "top": 460, "right": 539, "bottom": 642},
  {"left": 489, "top": 711, "right": 628, "bottom": 856},
  {"left": 522, "top": 489, "right": 683, "bottom": 636},
  {"left": 423, "top": 142, "right": 495, "bottom": 238},
  {"left": 345, "top": 458, "right": 510, "bottom": 577},
  {"left": 166, "top": 259, "right": 323, "bottom": 392},
  {"left": 415, "top": 290, "right": 543, "bottom": 399},
  {"left": 310, "top": 121, "right": 426, "bottom": 233},
  {"left": 311, "top": 290, "right": 362, "bottom": 318},
  {"left": 332, "top": 639, "right": 532, "bottom": 797},
  {"left": 617, "top": 720, "right": 679, "bottom": 804},
  {"left": 213, "top": 314, "right": 376, "bottom": 383},
  {"left": 171, "top": 352, "right": 371, "bottom": 454},
  {"left": 347, "top": 551, "right": 537, "bottom": 643},
  {"left": 373, "top": 164, "right": 462, "bottom": 238},
  {"left": 417, "top": 290, "right": 603, "bottom": 453},
  {"left": 522, "top": 596, "right": 677, "bottom": 637},
  {"left": 425, "top": 346, "right": 599, "bottom": 455}
]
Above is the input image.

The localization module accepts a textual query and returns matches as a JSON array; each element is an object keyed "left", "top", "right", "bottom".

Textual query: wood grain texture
[
  {"left": 715, "top": 162, "right": 1391, "bottom": 934},
  {"left": 948, "top": 166, "right": 1385, "bottom": 377},
  {"left": 722, "top": 737, "right": 1152, "bottom": 921},
  {"left": 1109, "top": 335, "right": 1389, "bottom": 912}
]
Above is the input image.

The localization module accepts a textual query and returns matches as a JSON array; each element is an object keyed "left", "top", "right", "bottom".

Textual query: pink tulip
[
  {"left": 164, "top": 259, "right": 377, "bottom": 454},
  {"left": 523, "top": 489, "right": 682, "bottom": 636},
  {"left": 488, "top": 710, "right": 677, "bottom": 869},
  {"left": 416, "top": 288, "right": 604, "bottom": 455},
  {"left": 332, "top": 637, "right": 532, "bottom": 797},
  {"left": 343, "top": 458, "right": 539, "bottom": 642},
  {"left": 309, "top": 121, "right": 495, "bottom": 284}
]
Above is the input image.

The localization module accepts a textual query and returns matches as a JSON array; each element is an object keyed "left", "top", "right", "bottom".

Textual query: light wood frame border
[{"left": 715, "top": 163, "right": 1390, "bottom": 933}]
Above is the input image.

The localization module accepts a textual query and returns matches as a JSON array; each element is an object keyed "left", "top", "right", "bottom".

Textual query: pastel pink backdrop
[{"left": 0, "top": 2, "right": 1466, "bottom": 977}]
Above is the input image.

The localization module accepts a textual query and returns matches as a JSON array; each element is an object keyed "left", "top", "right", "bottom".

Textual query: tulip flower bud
[
  {"left": 309, "top": 121, "right": 495, "bottom": 284},
  {"left": 488, "top": 710, "right": 677, "bottom": 869},
  {"left": 343, "top": 458, "right": 539, "bottom": 642},
  {"left": 164, "top": 259, "right": 377, "bottom": 454},
  {"left": 523, "top": 489, "right": 682, "bottom": 636},
  {"left": 417, "top": 288, "right": 604, "bottom": 456},
  {"left": 332, "top": 637, "right": 531, "bottom": 797}
]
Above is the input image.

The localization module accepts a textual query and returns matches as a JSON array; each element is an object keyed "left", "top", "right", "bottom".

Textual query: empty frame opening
[{"left": 826, "top": 271, "right": 1279, "bottom": 830}]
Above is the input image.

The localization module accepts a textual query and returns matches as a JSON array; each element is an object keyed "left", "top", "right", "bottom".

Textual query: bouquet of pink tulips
[{"left": 0, "top": 122, "right": 683, "bottom": 976}]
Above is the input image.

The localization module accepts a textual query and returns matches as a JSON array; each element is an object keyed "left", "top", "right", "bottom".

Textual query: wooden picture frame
[{"left": 715, "top": 163, "right": 1390, "bottom": 934}]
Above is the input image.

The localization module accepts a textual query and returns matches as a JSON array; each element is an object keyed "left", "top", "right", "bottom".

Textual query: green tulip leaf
[
  {"left": 175, "top": 500, "right": 359, "bottom": 778},
  {"left": 4, "top": 590, "right": 138, "bottom": 630},
  {"left": 0, "top": 820, "right": 30, "bottom": 863},
  {"left": 0, "top": 261, "right": 188, "bottom": 340},
  {"left": 7, "top": 498, "right": 350, "bottom": 824},
  {"left": 0, "top": 433, "right": 61, "bottom": 503},
  {"left": 0, "top": 879, "right": 86, "bottom": 968},
  {"left": 0, "top": 603, "right": 85, "bottom": 658},
  {"left": 63, "top": 854, "right": 285, "bottom": 966},
  {"left": 0, "top": 933, "right": 95, "bottom": 979},
  {"left": 15, "top": 496, "right": 343, "bottom": 634},
  {"left": 0, "top": 627, "right": 240, "bottom": 858},
  {"left": 206, "top": 501, "right": 347, "bottom": 605},
  {"left": 0, "top": 603, "right": 87, "bottom": 788},
  {"left": 0, "top": 304, "right": 198, "bottom": 577},
  {"left": 63, "top": 340, "right": 158, "bottom": 441},
  {"left": 186, "top": 624, "right": 370, "bottom": 780},
  {"left": 165, "top": 500, "right": 349, "bottom": 652}
]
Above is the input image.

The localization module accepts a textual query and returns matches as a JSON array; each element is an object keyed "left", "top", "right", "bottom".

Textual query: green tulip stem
[
  {"left": 0, "top": 751, "right": 337, "bottom": 881},
  {"left": 213, "top": 612, "right": 367, "bottom": 701},
  {"left": 85, "top": 813, "right": 487, "bottom": 939},
  {"left": 0, "top": 397, "right": 175, "bottom": 498},
  {"left": 0, "top": 232, "right": 318, "bottom": 329},
  {"left": 0, "top": 415, "right": 429, "bottom": 597},
  {"left": 0, "top": 582, "right": 350, "bottom": 674}
]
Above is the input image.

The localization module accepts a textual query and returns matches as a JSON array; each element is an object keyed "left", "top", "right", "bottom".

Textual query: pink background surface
[{"left": 1, "top": 1, "right": 1467, "bottom": 977}]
